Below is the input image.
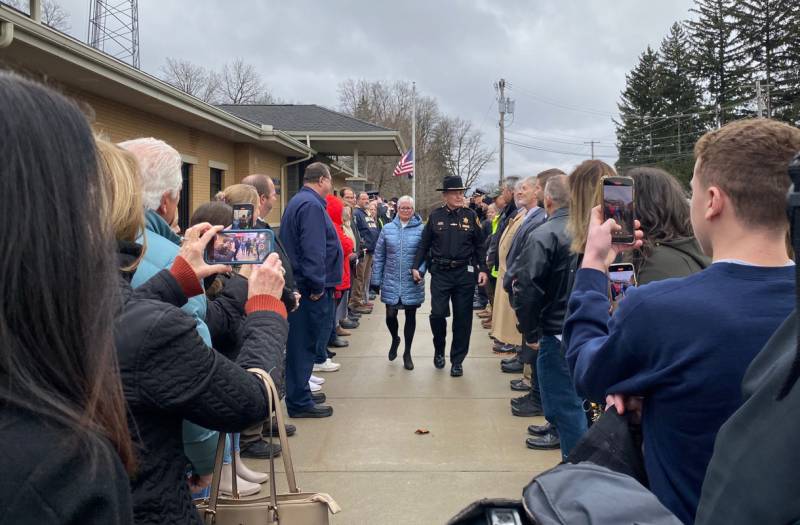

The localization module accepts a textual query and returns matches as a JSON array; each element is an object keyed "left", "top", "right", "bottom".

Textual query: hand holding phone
[
  {"left": 602, "top": 176, "right": 635, "bottom": 244},
  {"left": 204, "top": 229, "right": 275, "bottom": 265}
]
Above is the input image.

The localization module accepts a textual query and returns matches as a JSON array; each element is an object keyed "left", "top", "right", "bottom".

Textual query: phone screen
[
  {"left": 232, "top": 205, "right": 254, "bottom": 230},
  {"left": 204, "top": 229, "right": 274, "bottom": 264},
  {"left": 603, "top": 177, "right": 635, "bottom": 243},
  {"left": 608, "top": 263, "right": 636, "bottom": 305}
]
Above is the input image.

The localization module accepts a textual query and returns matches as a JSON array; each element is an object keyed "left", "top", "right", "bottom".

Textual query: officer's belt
[{"left": 431, "top": 258, "right": 469, "bottom": 268}]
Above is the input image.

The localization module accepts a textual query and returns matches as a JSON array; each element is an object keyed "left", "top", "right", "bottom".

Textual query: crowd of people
[{"left": 2, "top": 70, "right": 800, "bottom": 525}]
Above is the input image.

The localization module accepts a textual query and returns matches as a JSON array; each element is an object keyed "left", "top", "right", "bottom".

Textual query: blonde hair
[
  {"left": 567, "top": 160, "right": 616, "bottom": 254},
  {"left": 215, "top": 184, "right": 259, "bottom": 208},
  {"left": 96, "top": 138, "right": 146, "bottom": 270}
]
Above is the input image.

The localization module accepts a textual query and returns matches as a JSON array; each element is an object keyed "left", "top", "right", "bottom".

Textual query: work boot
[
  {"left": 527, "top": 422, "right": 553, "bottom": 436},
  {"left": 511, "top": 392, "right": 544, "bottom": 417}
]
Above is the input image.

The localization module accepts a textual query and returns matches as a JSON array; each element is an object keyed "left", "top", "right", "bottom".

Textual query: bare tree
[
  {"left": 3, "top": 0, "right": 70, "bottom": 31},
  {"left": 219, "top": 58, "right": 275, "bottom": 104},
  {"left": 160, "top": 58, "right": 219, "bottom": 103},
  {"left": 434, "top": 117, "right": 495, "bottom": 189}
]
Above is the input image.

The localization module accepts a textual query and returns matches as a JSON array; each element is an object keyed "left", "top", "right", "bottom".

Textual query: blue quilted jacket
[{"left": 371, "top": 214, "right": 426, "bottom": 306}]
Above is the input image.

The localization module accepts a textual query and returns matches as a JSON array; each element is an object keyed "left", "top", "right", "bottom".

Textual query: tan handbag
[{"left": 196, "top": 368, "right": 341, "bottom": 524}]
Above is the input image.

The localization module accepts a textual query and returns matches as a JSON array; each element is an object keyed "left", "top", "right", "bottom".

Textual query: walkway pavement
[{"left": 247, "top": 299, "right": 560, "bottom": 524}]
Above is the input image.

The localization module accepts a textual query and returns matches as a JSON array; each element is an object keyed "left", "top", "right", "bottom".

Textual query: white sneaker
[
  {"left": 309, "top": 374, "right": 325, "bottom": 385},
  {"left": 309, "top": 380, "right": 321, "bottom": 392},
  {"left": 312, "top": 358, "right": 341, "bottom": 372}
]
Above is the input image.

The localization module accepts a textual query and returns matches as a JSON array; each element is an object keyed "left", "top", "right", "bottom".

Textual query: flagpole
[{"left": 411, "top": 81, "right": 416, "bottom": 204}]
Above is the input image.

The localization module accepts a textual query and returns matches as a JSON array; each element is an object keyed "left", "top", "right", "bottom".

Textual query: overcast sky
[{"left": 55, "top": 0, "right": 695, "bottom": 187}]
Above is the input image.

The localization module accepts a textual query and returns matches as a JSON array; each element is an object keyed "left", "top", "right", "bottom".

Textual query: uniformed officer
[{"left": 412, "top": 176, "right": 487, "bottom": 377}]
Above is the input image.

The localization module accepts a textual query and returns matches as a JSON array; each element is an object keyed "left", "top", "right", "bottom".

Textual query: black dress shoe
[
  {"left": 501, "top": 356, "right": 519, "bottom": 365},
  {"left": 433, "top": 354, "right": 446, "bottom": 369},
  {"left": 527, "top": 422, "right": 552, "bottom": 436},
  {"left": 403, "top": 352, "right": 414, "bottom": 370},
  {"left": 311, "top": 392, "right": 326, "bottom": 404},
  {"left": 328, "top": 337, "right": 349, "bottom": 348},
  {"left": 526, "top": 430, "right": 560, "bottom": 450},
  {"left": 240, "top": 440, "right": 282, "bottom": 459},
  {"left": 289, "top": 405, "right": 333, "bottom": 418},
  {"left": 340, "top": 318, "right": 359, "bottom": 329},
  {"left": 264, "top": 418, "right": 296, "bottom": 437},
  {"left": 511, "top": 395, "right": 544, "bottom": 417},
  {"left": 510, "top": 378, "right": 532, "bottom": 392},
  {"left": 327, "top": 349, "right": 336, "bottom": 358},
  {"left": 450, "top": 364, "right": 463, "bottom": 377},
  {"left": 388, "top": 336, "right": 401, "bottom": 361},
  {"left": 501, "top": 360, "right": 524, "bottom": 373}
]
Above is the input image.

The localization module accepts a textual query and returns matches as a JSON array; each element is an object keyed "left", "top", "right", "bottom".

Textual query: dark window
[
  {"left": 209, "top": 168, "right": 223, "bottom": 199},
  {"left": 179, "top": 163, "right": 191, "bottom": 233},
  {"left": 286, "top": 163, "right": 301, "bottom": 202}
]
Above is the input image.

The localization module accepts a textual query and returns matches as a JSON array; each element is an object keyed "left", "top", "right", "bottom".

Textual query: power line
[
  {"left": 505, "top": 130, "right": 617, "bottom": 148},
  {"left": 505, "top": 139, "right": 618, "bottom": 159}
]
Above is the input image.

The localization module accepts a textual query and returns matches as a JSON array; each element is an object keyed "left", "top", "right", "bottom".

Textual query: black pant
[
  {"left": 429, "top": 265, "right": 476, "bottom": 365},
  {"left": 386, "top": 305, "right": 418, "bottom": 354}
]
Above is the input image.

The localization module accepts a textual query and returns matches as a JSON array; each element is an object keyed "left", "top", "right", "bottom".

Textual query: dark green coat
[{"left": 636, "top": 237, "right": 710, "bottom": 285}]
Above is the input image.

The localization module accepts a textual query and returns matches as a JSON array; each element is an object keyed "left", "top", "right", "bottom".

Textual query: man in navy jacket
[
  {"left": 564, "top": 119, "right": 800, "bottom": 523},
  {"left": 280, "top": 162, "right": 343, "bottom": 418}
]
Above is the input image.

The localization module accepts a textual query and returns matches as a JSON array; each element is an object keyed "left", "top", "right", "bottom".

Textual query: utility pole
[
  {"left": 497, "top": 78, "right": 506, "bottom": 186},
  {"left": 411, "top": 81, "right": 416, "bottom": 204},
  {"left": 584, "top": 141, "right": 598, "bottom": 159},
  {"left": 756, "top": 79, "right": 764, "bottom": 118}
]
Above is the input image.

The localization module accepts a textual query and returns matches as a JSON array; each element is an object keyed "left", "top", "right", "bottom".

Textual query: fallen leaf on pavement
[{"left": 415, "top": 428, "right": 430, "bottom": 435}]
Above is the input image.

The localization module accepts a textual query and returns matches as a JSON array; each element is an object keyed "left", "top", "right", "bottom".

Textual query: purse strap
[
  {"left": 247, "top": 368, "right": 299, "bottom": 493},
  {"left": 204, "top": 369, "right": 300, "bottom": 522}
]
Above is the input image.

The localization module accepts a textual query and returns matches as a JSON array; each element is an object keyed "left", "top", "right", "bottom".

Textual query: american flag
[{"left": 393, "top": 148, "right": 414, "bottom": 177}]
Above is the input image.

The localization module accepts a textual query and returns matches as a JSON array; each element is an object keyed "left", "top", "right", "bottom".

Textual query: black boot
[
  {"left": 403, "top": 351, "right": 414, "bottom": 370},
  {"left": 388, "top": 336, "right": 401, "bottom": 361}
]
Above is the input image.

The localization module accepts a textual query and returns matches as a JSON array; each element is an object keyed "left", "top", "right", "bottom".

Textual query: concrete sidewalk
[{"left": 247, "top": 299, "right": 559, "bottom": 524}]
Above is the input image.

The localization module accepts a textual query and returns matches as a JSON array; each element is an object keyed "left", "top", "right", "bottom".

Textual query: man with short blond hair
[{"left": 564, "top": 119, "right": 800, "bottom": 522}]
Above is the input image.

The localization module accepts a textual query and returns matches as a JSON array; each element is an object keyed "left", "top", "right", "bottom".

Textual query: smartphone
[
  {"left": 602, "top": 176, "right": 635, "bottom": 244},
  {"left": 608, "top": 262, "right": 637, "bottom": 304},
  {"left": 232, "top": 203, "right": 255, "bottom": 230},
  {"left": 204, "top": 229, "right": 274, "bottom": 265}
]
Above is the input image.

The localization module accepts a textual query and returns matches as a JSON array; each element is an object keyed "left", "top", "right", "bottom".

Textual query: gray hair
[
  {"left": 118, "top": 137, "right": 182, "bottom": 210},
  {"left": 544, "top": 174, "right": 570, "bottom": 207},
  {"left": 397, "top": 195, "right": 415, "bottom": 209},
  {"left": 516, "top": 175, "right": 537, "bottom": 190},
  {"left": 503, "top": 176, "right": 520, "bottom": 191}
]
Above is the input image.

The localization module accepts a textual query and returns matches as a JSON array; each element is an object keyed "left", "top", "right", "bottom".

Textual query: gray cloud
[{"left": 57, "top": 0, "right": 694, "bottom": 185}]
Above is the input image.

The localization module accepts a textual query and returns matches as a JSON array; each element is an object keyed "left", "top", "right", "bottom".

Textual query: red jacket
[{"left": 326, "top": 195, "right": 353, "bottom": 292}]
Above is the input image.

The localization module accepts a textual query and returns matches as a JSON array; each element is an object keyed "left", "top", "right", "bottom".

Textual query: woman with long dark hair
[
  {"left": 624, "top": 167, "right": 709, "bottom": 284},
  {"left": 0, "top": 73, "right": 135, "bottom": 523}
]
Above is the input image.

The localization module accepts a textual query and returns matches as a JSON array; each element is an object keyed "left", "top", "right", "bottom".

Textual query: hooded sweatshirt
[
  {"left": 635, "top": 237, "right": 710, "bottom": 285},
  {"left": 326, "top": 195, "right": 354, "bottom": 292}
]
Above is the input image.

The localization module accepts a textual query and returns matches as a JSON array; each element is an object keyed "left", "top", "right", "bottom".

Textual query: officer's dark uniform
[{"left": 413, "top": 177, "right": 486, "bottom": 375}]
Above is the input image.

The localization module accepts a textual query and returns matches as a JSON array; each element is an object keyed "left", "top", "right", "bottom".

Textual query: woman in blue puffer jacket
[{"left": 370, "top": 196, "right": 425, "bottom": 370}]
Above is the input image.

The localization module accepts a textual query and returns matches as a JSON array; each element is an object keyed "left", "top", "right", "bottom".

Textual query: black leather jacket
[{"left": 511, "top": 208, "right": 575, "bottom": 343}]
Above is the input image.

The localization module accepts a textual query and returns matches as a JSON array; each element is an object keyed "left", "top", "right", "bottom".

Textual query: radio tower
[{"left": 88, "top": 0, "right": 140, "bottom": 69}]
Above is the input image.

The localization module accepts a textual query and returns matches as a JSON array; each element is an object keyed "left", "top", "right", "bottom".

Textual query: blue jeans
[
  {"left": 537, "top": 335, "right": 588, "bottom": 459},
  {"left": 286, "top": 289, "right": 333, "bottom": 414},
  {"left": 315, "top": 291, "right": 335, "bottom": 364}
]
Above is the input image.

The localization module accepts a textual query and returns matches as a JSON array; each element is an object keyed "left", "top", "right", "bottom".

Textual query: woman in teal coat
[{"left": 371, "top": 196, "right": 425, "bottom": 370}]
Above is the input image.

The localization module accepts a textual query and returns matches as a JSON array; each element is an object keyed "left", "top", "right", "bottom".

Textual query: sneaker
[
  {"left": 308, "top": 380, "right": 321, "bottom": 392},
  {"left": 313, "top": 359, "right": 341, "bottom": 372},
  {"left": 309, "top": 374, "right": 325, "bottom": 385}
]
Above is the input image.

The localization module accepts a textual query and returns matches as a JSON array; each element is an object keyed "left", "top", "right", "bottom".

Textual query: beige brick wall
[{"left": 73, "top": 89, "right": 288, "bottom": 221}]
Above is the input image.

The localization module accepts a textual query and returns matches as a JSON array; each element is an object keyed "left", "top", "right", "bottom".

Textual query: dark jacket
[
  {"left": 695, "top": 312, "right": 800, "bottom": 525},
  {"left": 116, "top": 243, "right": 287, "bottom": 524},
  {"left": 634, "top": 238, "right": 710, "bottom": 285},
  {"left": 0, "top": 406, "right": 133, "bottom": 525},
  {"left": 206, "top": 273, "right": 248, "bottom": 361},
  {"left": 511, "top": 208, "right": 574, "bottom": 344},
  {"left": 503, "top": 207, "right": 547, "bottom": 293},
  {"left": 279, "top": 186, "right": 343, "bottom": 295},
  {"left": 353, "top": 206, "right": 379, "bottom": 252}
]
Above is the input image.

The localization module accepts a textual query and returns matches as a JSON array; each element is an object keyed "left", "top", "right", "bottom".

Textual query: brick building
[{"left": 0, "top": 4, "right": 403, "bottom": 228}]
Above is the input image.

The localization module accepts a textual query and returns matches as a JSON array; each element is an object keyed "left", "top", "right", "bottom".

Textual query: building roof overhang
[{"left": 0, "top": 7, "right": 313, "bottom": 157}]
